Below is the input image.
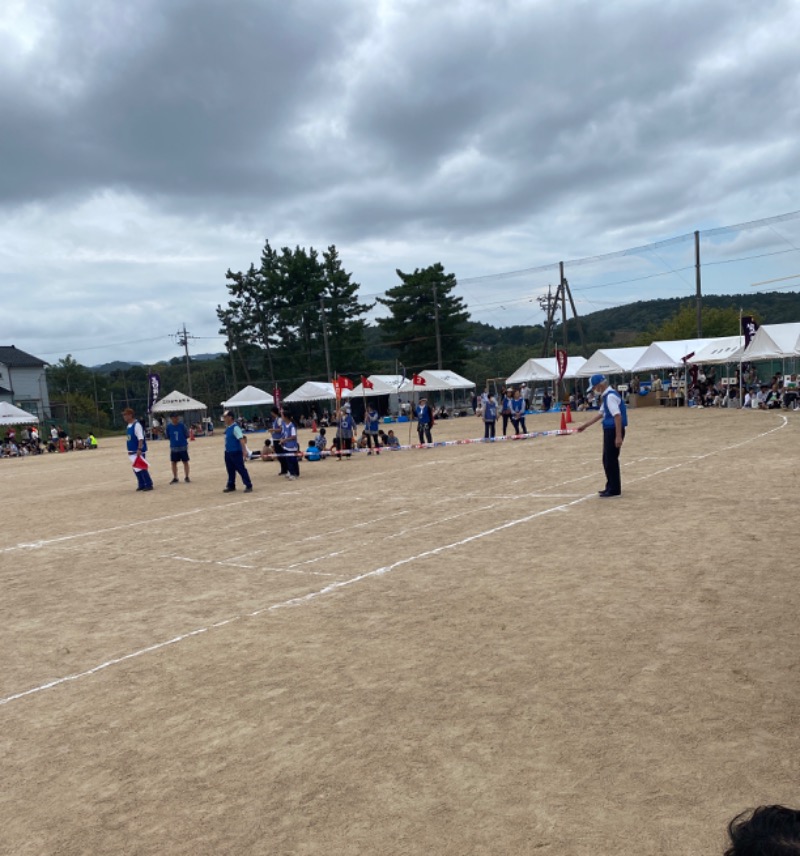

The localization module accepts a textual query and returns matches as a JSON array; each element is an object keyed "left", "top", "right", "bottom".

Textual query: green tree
[
  {"left": 320, "top": 245, "right": 372, "bottom": 375},
  {"left": 638, "top": 303, "right": 757, "bottom": 343},
  {"left": 218, "top": 240, "right": 371, "bottom": 385},
  {"left": 377, "top": 263, "right": 471, "bottom": 373}
]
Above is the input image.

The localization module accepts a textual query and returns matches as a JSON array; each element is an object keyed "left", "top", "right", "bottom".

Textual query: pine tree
[{"left": 377, "top": 263, "right": 470, "bottom": 373}]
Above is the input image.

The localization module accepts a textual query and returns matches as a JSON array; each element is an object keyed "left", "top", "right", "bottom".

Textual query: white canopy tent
[
  {"left": 0, "top": 401, "right": 39, "bottom": 425},
  {"left": 151, "top": 390, "right": 208, "bottom": 413},
  {"left": 741, "top": 322, "right": 800, "bottom": 360},
  {"left": 687, "top": 336, "right": 745, "bottom": 365},
  {"left": 283, "top": 381, "right": 352, "bottom": 403},
  {"left": 576, "top": 347, "right": 648, "bottom": 377},
  {"left": 505, "top": 356, "right": 587, "bottom": 384},
  {"left": 630, "top": 338, "right": 718, "bottom": 372},
  {"left": 350, "top": 375, "right": 407, "bottom": 397},
  {"left": 398, "top": 370, "right": 475, "bottom": 393},
  {"left": 222, "top": 385, "right": 274, "bottom": 408}
]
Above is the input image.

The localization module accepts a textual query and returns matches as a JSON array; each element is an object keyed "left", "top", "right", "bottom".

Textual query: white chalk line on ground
[
  {"left": 159, "top": 554, "right": 338, "bottom": 578},
  {"left": 0, "top": 416, "right": 788, "bottom": 708}
]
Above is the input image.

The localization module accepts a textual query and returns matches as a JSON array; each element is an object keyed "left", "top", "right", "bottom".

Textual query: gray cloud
[{"left": 1, "top": 0, "right": 799, "bottom": 364}]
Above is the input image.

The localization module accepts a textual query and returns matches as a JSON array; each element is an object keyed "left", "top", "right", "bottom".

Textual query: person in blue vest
[
  {"left": 335, "top": 405, "right": 355, "bottom": 458},
  {"left": 270, "top": 406, "right": 288, "bottom": 475},
  {"left": 280, "top": 411, "right": 300, "bottom": 480},
  {"left": 576, "top": 374, "right": 627, "bottom": 497},
  {"left": 122, "top": 407, "right": 154, "bottom": 491},
  {"left": 481, "top": 392, "right": 498, "bottom": 440},
  {"left": 165, "top": 412, "right": 191, "bottom": 483},
  {"left": 415, "top": 397, "right": 433, "bottom": 444},
  {"left": 510, "top": 388, "right": 527, "bottom": 436},
  {"left": 500, "top": 387, "right": 514, "bottom": 435},
  {"left": 222, "top": 409, "right": 253, "bottom": 493},
  {"left": 364, "top": 404, "right": 381, "bottom": 454}
]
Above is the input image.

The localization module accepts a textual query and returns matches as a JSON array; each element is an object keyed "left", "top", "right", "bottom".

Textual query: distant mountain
[
  {"left": 90, "top": 360, "right": 144, "bottom": 372},
  {"left": 192, "top": 352, "right": 225, "bottom": 362}
]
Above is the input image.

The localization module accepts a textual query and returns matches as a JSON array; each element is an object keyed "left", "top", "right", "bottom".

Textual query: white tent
[
  {"left": 741, "top": 322, "right": 800, "bottom": 360},
  {"left": 283, "top": 381, "right": 352, "bottom": 403},
  {"left": 398, "top": 370, "right": 475, "bottom": 392},
  {"left": 506, "top": 356, "right": 587, "bottom": 384},
  {"left": 222, "top": 385, "right": 274, "bottom": 408},
  {"left": 350, "top": 375, "right": 407, "bottom": 396},
  {"left": 630, "top": 338, "right": 718, "bottom": 372},
  {"left": 0, "top": 401, "right": 39, "bottom": 425},
  {"left": 151, "top": 389, "right": 208, "bottom": 413},
  {"left": 687, "top": 336, "right": 745, "bottom": 365},
  {"left": 576, "top": 346, "right": 648, "bottom": 377}
]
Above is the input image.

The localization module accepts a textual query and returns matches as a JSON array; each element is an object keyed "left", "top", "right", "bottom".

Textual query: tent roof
[
  {"left": 399, "top": 370, "right": 475, "bottom": 392},
  {"left": 151, "top": 389, "right": 208, "bottom": 413},
  {"left": 0, "top": 401, "right": 39, "bottom": 425},
  {"left": 222, "top": 385, "right": 274, "bottom": 408},
  {"left": 630, "top": 338, "right": 718, "bottom": 372},
  {"left": 742, "top": 322, "right": 800, "bottom": 360},
  {"left": 576, "top": 346, "right": 648, "bottom": 377},
  {"left": 506, "top": 356, "right": 587, "bottom": 383},
  {"left": 283, "top": 381, "right": 352, "bottom": 403},
  {"left": 351, "top": 375, "right": 407, "bottom": 396},
  {"left": 687, "top": 336, "right": 745, "bottom": 365}
]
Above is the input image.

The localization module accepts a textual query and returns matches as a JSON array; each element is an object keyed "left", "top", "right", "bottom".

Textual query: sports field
[{"left": 1, "top": 407, "right": 798, "bottom": 855}]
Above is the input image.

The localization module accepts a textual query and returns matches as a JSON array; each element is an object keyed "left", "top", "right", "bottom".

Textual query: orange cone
[
  {"left": 560, "top": 410, "right": 567, "bottom": 431},
  {"left": 566, "top": 404, "right": 573, "bottom": 424},
  {"left": 189, "top": 427, "right": 195, "bottom": 441},
  {"left": 311, "top": 419, "right": 317, "bottom": 432}
]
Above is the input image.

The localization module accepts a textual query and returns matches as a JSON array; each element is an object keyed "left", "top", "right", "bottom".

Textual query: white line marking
[{"left": 0, "top": 416, "right": 787, "bottom": 708}]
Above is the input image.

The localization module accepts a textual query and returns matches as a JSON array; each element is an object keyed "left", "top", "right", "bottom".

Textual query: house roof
[{"left": 0, "top": 346, "right": 47, "bottom": 367}]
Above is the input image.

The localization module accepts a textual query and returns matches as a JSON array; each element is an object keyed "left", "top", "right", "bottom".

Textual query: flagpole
[{"left": 738, "top": 308, "right": 743, "bottom": 408}]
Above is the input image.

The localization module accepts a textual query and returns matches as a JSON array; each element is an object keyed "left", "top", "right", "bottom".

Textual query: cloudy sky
[{"left": 2, "top": 0, "right": 800, "bottom": 366}]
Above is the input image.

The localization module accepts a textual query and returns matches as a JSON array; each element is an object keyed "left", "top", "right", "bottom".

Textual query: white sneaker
[{"left": 285, "top": 474, "right": 297, "bottom": 480}]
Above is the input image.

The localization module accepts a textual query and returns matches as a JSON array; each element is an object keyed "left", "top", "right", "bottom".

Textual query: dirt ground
[{"left": 1, "top": 406, "right": 798, "bottom": 856}]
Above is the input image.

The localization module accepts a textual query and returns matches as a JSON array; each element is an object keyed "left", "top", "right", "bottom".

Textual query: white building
[{"left": 0, "top": 346, "right": 51, "bottom": 420}]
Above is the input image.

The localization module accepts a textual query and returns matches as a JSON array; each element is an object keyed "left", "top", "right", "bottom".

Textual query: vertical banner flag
[
  {"left": 412, "top": 373, "right": 426, "bottom": 386},
  {"left": 741, "top": 316, "right": 759, "bottom": 347},
  {"left": 361, "top": 375, "right": 374, "bottom": 390},
  {"left": 273, "top": 384, "right": 282, "bottom": 410},
  {"left": 555, "top": 349, "right": 568, "bottom": 381},
  {"left": 147, "top": 373, "right": 160, "bottom": 413}
]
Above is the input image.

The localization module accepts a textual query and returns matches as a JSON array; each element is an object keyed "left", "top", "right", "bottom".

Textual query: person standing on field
[
  {"left": 165, "top": 412, "right": 191, "bottom": 483},
  {"left": 576, "top": 374, "right": 627, "bottom": 497},
  {"left": 222, "top": 410, "right": 253, "bottom": 493},
  {"left": 122, "top": 407, "right": 154, "bottom": 492}
]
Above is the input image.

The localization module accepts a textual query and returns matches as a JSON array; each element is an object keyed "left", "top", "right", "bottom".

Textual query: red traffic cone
[
  {"left": 560, "top": 410, "right": 567, "bottom": 431},
  {"left": 311, "top": 419, "right": 317, "bottom": 432},
  {"left": 566, "top": 404, "right": 573, "bottom": 424},
  {"left": 189, "top": 427, "right": 195, "bottom": 441}
]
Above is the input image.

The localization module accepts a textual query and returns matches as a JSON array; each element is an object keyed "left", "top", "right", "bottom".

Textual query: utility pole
[
  {"left": 538, "top": 269, "right": 586, "bottom": 358},
  {"left": 320, "top": 297, "right": 332, "bottom": 380},
  {"left": 694, "top": 230, "right": 703, "bottom": 337},
  {"left": 175, "top": 324, "right": 195, "bottom": 397},
  {"left": 432, "top": 282, "right": 443, "bottom": 369}
]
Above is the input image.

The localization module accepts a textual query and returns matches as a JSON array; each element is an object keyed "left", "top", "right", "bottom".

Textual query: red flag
[
  {"left": 555, "top": 348, "right": 568, "bottom": 381},
  {"left": 339, "top": 376, "right": 354, "bottom": 390},
  {"left": 361, "top": 375, "right": 374, "bottom": 390},
  {"left": 331, "top": 378, "right": 343, "bottom": 398},
  {"left": 132, "top": 454, "right": 149, "bottom": 471},
  {"left": 412, "top": 373, "right": 426, "bottom": 386}
]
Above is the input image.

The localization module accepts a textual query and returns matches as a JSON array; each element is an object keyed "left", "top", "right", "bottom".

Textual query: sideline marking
[{"left": 0, "top": 415, "right": 788, "bottom": 707}]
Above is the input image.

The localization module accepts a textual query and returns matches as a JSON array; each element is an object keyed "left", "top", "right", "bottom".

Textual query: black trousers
[
  {"left": 224, "top": 450, "right": 252, "bottom": 488},
  {"left": 602, "top": 427, "right": 624, "bottom": 495},
  {"left": 417, "top": 424, "right": 432, "bottom": 444}
]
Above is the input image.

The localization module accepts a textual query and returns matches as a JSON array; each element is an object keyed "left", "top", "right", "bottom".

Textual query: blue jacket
[
  {"left": 602, "top": 390, "right": 628, "bottom": 429},
  {"left": 126, "top": 420, "right": 147, "bottom": 454}
]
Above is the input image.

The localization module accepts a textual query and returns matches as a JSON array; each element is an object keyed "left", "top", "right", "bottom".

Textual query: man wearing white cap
[{"left": 577, "top": 374, "right": 627, "bottom": 497}]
